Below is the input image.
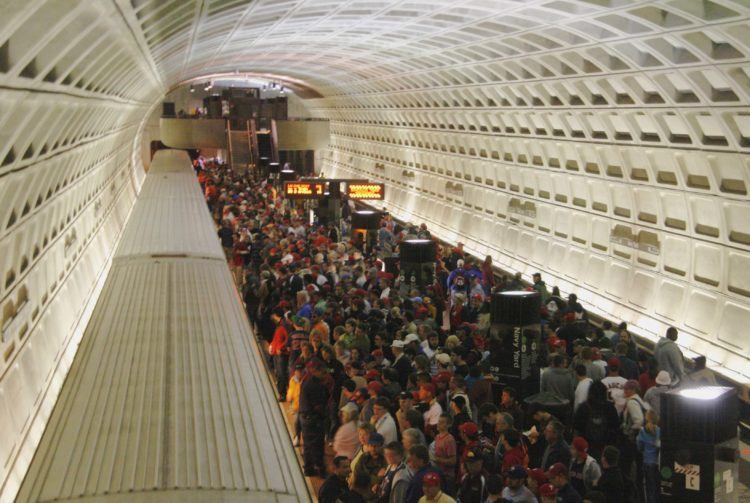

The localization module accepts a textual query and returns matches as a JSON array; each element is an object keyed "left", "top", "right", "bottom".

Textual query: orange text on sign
[
  {"left": 347, "top": 183, "right": 384, "bottom": 200},
  {"left": 284, "top": 182, "right": 325, "bottom": 198}
]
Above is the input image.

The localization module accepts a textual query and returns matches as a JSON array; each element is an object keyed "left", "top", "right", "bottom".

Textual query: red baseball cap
[
  {"left": 527, "top": 468, "right": 548, "bottom": 483},
  {"left": 420, "top": 383, "right": 436, "bottom": 396},
  {"left": 435, "top": 371, "right": 452, "bottom": 384},
  {"left": 422, "top": 472, "right": 441, "bottom": 487},
  {"left": 546, "top": 462, "right": 568, "bottom": 479},
  {"left": 607, "top": 357, "right": 620, "bottom": 369},
  {"left": 367, "top": 381, "right": 383, "bottom": 394},
  {"left": 572, "top": 436, "right": 589, "bottom": 454},
  {"left": 305, "top": 359, "right": 324, "bottom": 371},
  {"left": 539, "top": 483, "right": 558, "bottom": 497},
  {"left": 458, "top": 422, "right": 478, "bottom": 437},
  {"left": 365, "top": 369, "right": 380, "bottom": 381}
]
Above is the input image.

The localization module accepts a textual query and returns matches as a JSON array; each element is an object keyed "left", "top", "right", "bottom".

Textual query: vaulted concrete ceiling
[{"left": 1, "top": 0, "right": 750, "bottom": 499}]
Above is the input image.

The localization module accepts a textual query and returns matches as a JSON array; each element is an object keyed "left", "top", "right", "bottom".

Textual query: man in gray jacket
[
  {"left": 654, "top": 327, "right": 686, "bottom": 385},
  {"left": 541, "top": 354, "right": 575, "bottom": 403}
]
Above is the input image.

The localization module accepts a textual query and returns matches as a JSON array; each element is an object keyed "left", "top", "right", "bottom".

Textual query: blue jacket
[{"left": 637, "top": 426, "right": 660, "bottom": 465}]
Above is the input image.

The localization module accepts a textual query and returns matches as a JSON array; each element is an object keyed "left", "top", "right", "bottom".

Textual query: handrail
[
  {"left": 270, "top": 119, "right": 280, "bottom": 163},
  {"left": 282, "top": 117, "right": 330, "bottom": 122},
  {"left": 245, "top": 120, "right": 254, "bottom": 170},
  {"left": 226, "top": 119, "right": 234, "bottom": 171},
  {"left": 249, "top": 119, "right": 260, "bottom": 171}
]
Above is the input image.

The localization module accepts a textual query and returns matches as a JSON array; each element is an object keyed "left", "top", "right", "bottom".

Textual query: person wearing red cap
[
  {"left": 433, "top": 370, "right": 452, "bottom": 390},
  {"left": 458, "top": 420, "right": 479, "bottom": 439},
  {"left": 546, "top": 462, "right": 582, "bottom": 503},
  {"left": 538, "top": 483, "right": 558, "bottom": 503},
  {"left": 405, "top": 445, "right": 441, "bottom": 503},
  {"left": 556, "top": 312, "right": 585, "bottom": 358},
  {"left": 568, "top": 436, "right": 602, "bottom": 496},
  {"left": 419, "top": 471, "right": 455, "bottom": 503},
  {"left": 527, "top": 467, "right": 548, "bottom": 496},
  {"left": 457, "top": 422, "right": 479, "bottom": 481}
]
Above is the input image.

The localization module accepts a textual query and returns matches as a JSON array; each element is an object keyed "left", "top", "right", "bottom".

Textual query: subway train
[{"left": 14, "top": 150, "right": 309, "bottom": 502}]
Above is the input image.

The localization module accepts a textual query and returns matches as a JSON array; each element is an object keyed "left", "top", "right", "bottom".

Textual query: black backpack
[{"left": 586, "top": 407, "right": 609, "bottom": 444}]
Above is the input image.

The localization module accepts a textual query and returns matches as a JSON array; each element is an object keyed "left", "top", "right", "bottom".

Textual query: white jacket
[
  {"left": 374, "top": 412, "right": 399, "bottom": 444},
  {"left": 570, "top": 454, "right": 602, "bottom": 492},
  {"left": 622, "top": 395, "right": 650, "bottom": 439}
]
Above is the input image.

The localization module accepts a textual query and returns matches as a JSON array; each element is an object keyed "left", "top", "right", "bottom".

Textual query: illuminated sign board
[
  {"left": 284, "top": 181, "right": 326, "bottom": 199},
  {"left": 347, "top": 183, "right": 385, "bottom": 200}
]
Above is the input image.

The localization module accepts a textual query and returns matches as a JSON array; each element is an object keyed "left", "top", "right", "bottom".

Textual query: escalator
[
  {"left": 227, "top": 120, "right": 252, "bottom": 173},
  {"left": 253, "top": 118, "right": 279, "bottom": 176}
]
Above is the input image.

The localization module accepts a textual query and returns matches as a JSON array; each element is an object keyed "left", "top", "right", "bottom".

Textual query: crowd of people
[{"left": 194, "top": 155, "right": 716, "bottom": 503}]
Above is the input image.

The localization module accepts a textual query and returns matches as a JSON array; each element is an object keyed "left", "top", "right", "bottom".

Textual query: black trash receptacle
[{"left": 523, "top": 391, "right": 571, "bottom": 426}]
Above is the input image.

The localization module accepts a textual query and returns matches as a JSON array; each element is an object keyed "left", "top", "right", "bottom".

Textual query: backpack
[
  {"left": 623, "top": 396, "right": 650, "bottom": 440},
  {"left": 586, "top": 408, "right": 609, "bottom": 444}
]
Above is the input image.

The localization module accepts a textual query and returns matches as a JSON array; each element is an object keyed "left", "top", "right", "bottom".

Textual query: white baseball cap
[{"left": 404, "top": 334, "right": 420, "bottom": 344}]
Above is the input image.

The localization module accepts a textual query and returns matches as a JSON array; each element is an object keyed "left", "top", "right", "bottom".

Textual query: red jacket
[
  {"left": 501, "top": 444, "right": 529, "bottom": 475},
  {"left": 269, "top": 325, "right": 288, "bottom": 355}
]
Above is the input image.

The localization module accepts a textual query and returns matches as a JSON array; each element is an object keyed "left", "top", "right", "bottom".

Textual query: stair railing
[
  {"left": 226, "top": 119, "right": 235, "bottom": 171},
  {"left": 270, "top": 119, "right": 279, "bottom": 164}
]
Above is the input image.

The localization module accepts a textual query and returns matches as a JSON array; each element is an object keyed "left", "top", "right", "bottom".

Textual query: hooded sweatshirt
[
  {"left": 541, "top": 366, "right": 575, "bottom": 403},
  {"left": 654, "top": 337, "right": 685, "bottom": 384}
]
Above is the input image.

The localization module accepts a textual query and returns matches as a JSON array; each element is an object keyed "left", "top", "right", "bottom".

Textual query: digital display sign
[
  {"left": 347, "top": 183, "right": 385, "bottom": 200},
  {"left": 284, "top": 181, "right": 326, "bottom": 199}
]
